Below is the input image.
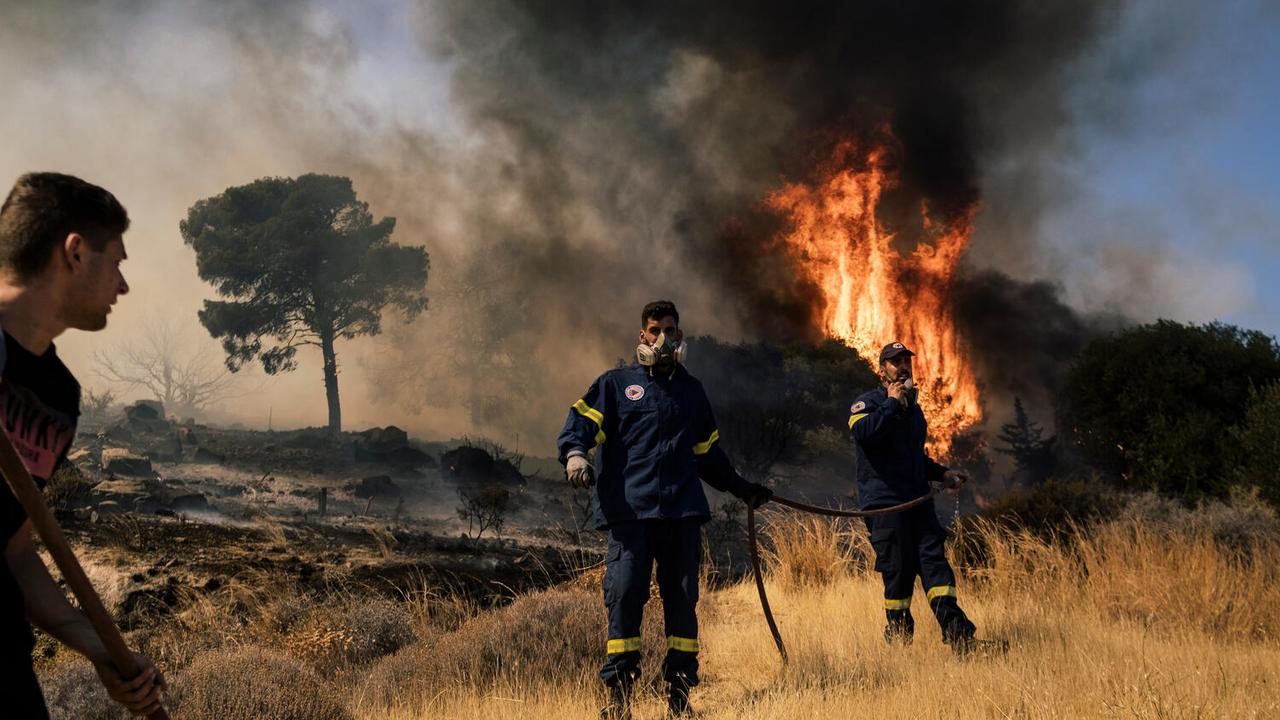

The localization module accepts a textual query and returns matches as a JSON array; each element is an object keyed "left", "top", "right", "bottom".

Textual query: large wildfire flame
[{"left": 765, "top": 138, "right": 982, "bottom": 457}]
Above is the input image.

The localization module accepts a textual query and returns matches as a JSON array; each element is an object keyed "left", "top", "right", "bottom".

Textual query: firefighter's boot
[
  {"left": 600, "top": 683, "right": 632, "bottom": 720},
  {"left": 667, "top": 682, "right": 693, "bottom": 718},
  {"left": 883, "top": 608, "right": 915, "bottom": 645},
  {"left": 933, "top": 597, "right": 977, "bottom": 654}
]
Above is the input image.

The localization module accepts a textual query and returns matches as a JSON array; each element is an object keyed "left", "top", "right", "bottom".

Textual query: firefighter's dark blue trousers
[
  {"left": 863, "top": 500, "right": 976, "bottom": 644},
  {"left": 600, "top": 518, "right": 700, "bottom": 688}
]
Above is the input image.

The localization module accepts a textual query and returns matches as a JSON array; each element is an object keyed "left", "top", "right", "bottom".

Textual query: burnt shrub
[
  {"left": 457, "top": 485, "right": 511, "bottom": 539},
  {"left": 441, "top": 441, "right": 526, "bottom": 492},
  {"left": 46, "top": 462, "right": 96, "bottom": 512}
]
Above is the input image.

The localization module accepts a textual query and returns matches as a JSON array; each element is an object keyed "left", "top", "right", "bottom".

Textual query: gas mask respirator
[{"left": 637, "top": 330, "right": 687, "bottom": 368}]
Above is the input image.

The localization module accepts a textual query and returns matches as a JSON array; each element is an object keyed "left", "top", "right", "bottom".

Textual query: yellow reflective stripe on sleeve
[
  {"left": 692, "top": 429, "right": 720, "bottom": 455},
  {"left": 572, "top": 399, "right": 605, "bottom": 426},
  {"left": 606, "top": 637, "right": 641, "bottom": 654},
  {"left": 926, "top": 585, "right": 958, "bottom": 601},
  {"left": 884, "top": 597, "right": 912, "bottom": 610},
  {"left": 666, "top": 636, "right": 700, "bottom": 653},
  {"left": 848, "top": 413, "right": 869, "bottom": 429},
  {"left": 573, "top": 399, "right": 607, "bottom": 445}
]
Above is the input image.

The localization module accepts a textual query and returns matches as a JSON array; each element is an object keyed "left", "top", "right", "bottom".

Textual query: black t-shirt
[{"left": 0, "top": 330, "right": 80, "bottom": 662}]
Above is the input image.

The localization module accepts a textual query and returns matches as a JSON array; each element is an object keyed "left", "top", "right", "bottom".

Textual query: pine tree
[
  {"left": 181, "top": 174, "right": 429, "bottom": 432},
  {"left": 996, "top": 397, "right": 1054, "bottom": 486}
]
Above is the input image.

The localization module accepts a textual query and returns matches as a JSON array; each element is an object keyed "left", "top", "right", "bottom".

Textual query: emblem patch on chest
[{"left": 624, "top": 384, "right": 645, "bottom": 401}]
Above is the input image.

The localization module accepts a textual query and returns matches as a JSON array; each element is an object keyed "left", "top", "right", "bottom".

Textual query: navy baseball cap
[{"left": 878, "top": 342, "right": 915, "bottom": 363}]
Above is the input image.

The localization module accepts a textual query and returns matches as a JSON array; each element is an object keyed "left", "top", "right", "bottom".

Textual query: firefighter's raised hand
[
  {"left": 887, "top": 379, "right": 907, "bottom": 403},
  {"left": 941, "top": 469, "right": 970, "bottom": 492},
  {"left": 565, "top": 452, "right": 595, "bottom": 488}
]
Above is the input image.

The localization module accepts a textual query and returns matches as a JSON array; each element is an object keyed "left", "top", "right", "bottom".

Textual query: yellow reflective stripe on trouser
[
  {"left": 692, "top": 429, "right": 719, "bottom": 455},
  {"left": 884, "top": 597, "right": 912, "bottom": 610},
  {"left": 666, "top": 636, "right": 700, "bottom": 653},
  {"left": 572, "top": 399, "right": 607, "bottom": 445},
  {"left": 607, "top": 637, "right": 641, "bottom": 654},
  {"left": 927, "top": 585, "right": 958, "bottom": 601},
  {"left": 848, "top": 413, "right": 868, "bottom": 429}
]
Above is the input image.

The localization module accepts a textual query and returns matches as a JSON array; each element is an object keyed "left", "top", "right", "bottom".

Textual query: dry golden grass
[
  {"left": 756, "top": 513, "right": 870, "bottom": 592},
  {"left": 348, "top": 513, "right": 1280, "bottom": 720},
  {"left": 40, "top": 510, "right": 1280, "bottom": 719}
]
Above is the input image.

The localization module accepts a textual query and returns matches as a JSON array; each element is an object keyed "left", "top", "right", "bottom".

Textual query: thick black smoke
[
  {"left": 0, "top": 1, "right": 1230, "bottom": 443},
  {"left": 386, "top": 0, "right": 1119, "bottom": 437},
  {"left": 951, "top": 270, "right": 1127, "bottom": 431}
]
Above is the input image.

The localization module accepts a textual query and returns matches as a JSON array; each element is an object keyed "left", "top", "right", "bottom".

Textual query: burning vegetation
[{"left": 764, "top": 133, "right": 983, "bottom": 455}]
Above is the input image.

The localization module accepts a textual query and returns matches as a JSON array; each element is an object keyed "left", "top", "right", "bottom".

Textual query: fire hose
[
  {"left": 747, "top": 488, "right": 939, "bottom": 663},
  {"left": 0, "top": 428, "right": 170, "bottom": 719}
]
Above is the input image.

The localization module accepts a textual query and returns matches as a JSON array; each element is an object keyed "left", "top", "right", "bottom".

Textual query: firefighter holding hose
[
  {"left": 557, "top": 300, "right": 772, "bottom": 719},
  {"left": 0, "top": 173, "right": 165, "bottom": 718},
  {"left": 848, "top": 342, "right": 978, "bottom": 651}
]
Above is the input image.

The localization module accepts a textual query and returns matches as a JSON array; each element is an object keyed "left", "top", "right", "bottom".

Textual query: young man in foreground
[{"left": 0, "top": 172, "right": 165, "bottom": 717}]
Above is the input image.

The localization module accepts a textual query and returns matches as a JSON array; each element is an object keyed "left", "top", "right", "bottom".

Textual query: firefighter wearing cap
[
  {"left": 557, "top": 300, "right": 772, "bottom": 719},
  {"left": 847, "top": 341, "right": 978, "bottom": 650}
]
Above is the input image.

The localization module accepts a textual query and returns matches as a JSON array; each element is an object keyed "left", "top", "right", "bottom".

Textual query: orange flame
[{"left": 765, "top": 138, "right": 982, "bottom": 456}]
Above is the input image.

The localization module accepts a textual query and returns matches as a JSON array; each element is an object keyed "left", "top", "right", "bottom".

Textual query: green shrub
[
  {"left": 1233, "top": 381, "right": 1280, "bottom": 509},
  {"left": 1057, "top": 320, "right": 1280, "bottom": 500}
]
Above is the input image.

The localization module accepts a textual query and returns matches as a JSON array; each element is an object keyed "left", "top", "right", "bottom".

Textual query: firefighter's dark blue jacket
[
  {"left": 557, "top": 363, "right": 750, "bottom": 529},
  {"left": 848, "top": 386, "right": 949, "bottom": 509}
]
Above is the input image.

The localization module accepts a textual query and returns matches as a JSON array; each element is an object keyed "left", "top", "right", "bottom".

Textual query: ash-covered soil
[{"left": 44, "top": 402, "right": 608, "bottom": 629}]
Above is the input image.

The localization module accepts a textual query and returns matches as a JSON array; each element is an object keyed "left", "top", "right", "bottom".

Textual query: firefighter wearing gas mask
[
  {"left": 847, "top": 342, "right": 978, "bottom": 651},
  {"left": 557, "top": 300, "right": 772, "bottom": 719}
]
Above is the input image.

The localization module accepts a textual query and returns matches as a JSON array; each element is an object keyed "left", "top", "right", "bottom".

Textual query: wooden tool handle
[{"left": 0, "top": 430, "right": 169, "bottom": 719}]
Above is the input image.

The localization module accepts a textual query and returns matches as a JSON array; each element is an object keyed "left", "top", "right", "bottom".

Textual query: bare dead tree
[
  {"left": 94, "top": 314, "right": 242, "bottom": 418},
  {"left": 457, "top": 486, "right": 510, "bottom": 540},
  {"left": 79, "top": 388, "right": 116, "bottom": 429}
]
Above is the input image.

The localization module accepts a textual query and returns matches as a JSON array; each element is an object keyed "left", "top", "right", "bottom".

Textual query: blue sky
[{"left": 1049, "top": 0, "right": 1280, "bottom": 336}]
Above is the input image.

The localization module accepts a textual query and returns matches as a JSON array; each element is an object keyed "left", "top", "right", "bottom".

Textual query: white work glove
[
  {"left": 941, "top": 469, "right": 970, "bottom": 492},
  {"left": 566, "top": 451, "right": 595, "bottom": 489}
]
